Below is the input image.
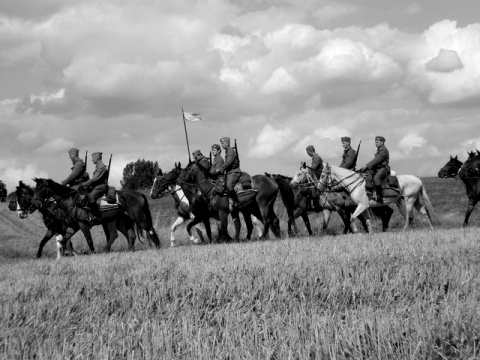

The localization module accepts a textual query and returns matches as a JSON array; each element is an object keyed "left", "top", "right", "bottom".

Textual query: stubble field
[{"left": 1, "top": 177, "right": 479, "bottom": 359}]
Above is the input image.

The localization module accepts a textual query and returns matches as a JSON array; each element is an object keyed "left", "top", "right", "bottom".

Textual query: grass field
[{"left": 1, "top": 177, "right": 480, "bottom": 359}]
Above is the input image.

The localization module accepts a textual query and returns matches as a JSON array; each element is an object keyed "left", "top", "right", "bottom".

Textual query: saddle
[
  {"left": 77, "top": 186, "right": 120, "bottom": 211},
  {"left": 365, "top": 170, "right": 401, "bottom": 199},
  {"left": 213, "top": 172, "right": 254, "bottom": 194}
]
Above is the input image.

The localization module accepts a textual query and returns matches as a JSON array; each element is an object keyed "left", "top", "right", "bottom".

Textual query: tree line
[{"left": 121, "top": 159, "right": 160, "bottom": 191}]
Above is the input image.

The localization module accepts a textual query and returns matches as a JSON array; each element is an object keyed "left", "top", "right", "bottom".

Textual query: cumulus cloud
[
  {"left": 398, "top": 134, "right": 427, "bottom": 155},
  {"left": 313, "top": 3, "right": 358, "bottom": 22},
  {"left": 35, "top": 138, "right": 75, "bottom": 154},
  {"left": 261, "top": 67, "right": 297, "bottom": 94},
  {"left": 0, "top": 162, "right": 49, "bottom": 190},
  {"left": 425, "top": 49, "right": 463, "bottom": 73},
  {"left": 248, "top": 124, "right": 298, "bottom": 158}
]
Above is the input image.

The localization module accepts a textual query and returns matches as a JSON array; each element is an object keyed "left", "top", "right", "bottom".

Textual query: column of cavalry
[
  {"left": 15, "top": 134, "right": 480, "bottom": 258},
  {"left": 9, "top": 148, "right": 161, "bottom": 259}
]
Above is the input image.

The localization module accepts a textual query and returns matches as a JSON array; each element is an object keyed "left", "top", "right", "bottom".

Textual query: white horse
[{"left": 317, "top": 163, "right": 439, "bottom": 232}]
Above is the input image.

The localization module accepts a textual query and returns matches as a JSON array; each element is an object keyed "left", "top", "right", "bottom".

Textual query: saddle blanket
[{"left": 98, "top": 194, "right": 120, "bottom": 211}]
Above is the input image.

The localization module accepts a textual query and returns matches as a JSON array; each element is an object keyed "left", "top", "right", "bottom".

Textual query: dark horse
[
  {"left": 177, "top": 162, "right": 281, "bottom": 240},
  {"left": 438, "top": 152, "right": 480, "bottom": 226},
  {"left": 32, "top": 178, "right": 161, "bottom": 252},
  {"left": 12, "top": 181, "right": 137, "bottom": 258},
  {"left": 269, "top": 173, "right": 394, "bottom": 235},
  {"left": 0, "top": 181, "right": 7, "bottom": 203},
  {"left": 150, "top": 164, "right": 216, "bottom": 245}
]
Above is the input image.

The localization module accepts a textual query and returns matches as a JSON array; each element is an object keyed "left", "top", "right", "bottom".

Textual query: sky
[{"left": 2, "top": 0, "right": 480, "bottom": 191}]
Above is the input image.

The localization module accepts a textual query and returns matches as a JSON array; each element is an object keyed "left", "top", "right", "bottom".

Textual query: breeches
[
  {"left": 88, "top": 185, "right": 105, "bottom": 203},
  {"left": 373, "top": 168, "right": 389, "bottom": 186},
  {"left": 226, "top": 171, "right": 242, "bottom": 191}
]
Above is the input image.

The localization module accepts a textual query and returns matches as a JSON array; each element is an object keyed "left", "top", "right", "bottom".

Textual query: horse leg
[
  {"left": 79, "top": 223, "right": 95, "bottom": 253},
  {"left": 350, "top": 204, "right": 370, "bottom": 233},
  {"left": 218, "top": 211, "right": 231, "bottom": 242},
  {"left": 412, "top": 199, "right": 433, "bottom": 229},
  {"left": 403, "top": 197, "right": 416, "bottom": 230},
  {"left": 186, "top": 217, "right": 203, "bottom": 244},
  {"left": 251, "top": 215, "right": 263, "bottom": 238},
  {"left": 115, "top": 218, "right": 136, "bottom": 251},
  {"left": 170, "top": 216, "right": 187, "bottom": 247},
  {"left": 103, "top": 221, "right": 118, "bottom": 252},
  {"left": 382, "top": 206, "right": 394, "bottom": 232},
  {"left": 300, "top": 212, "right": 313, "bottom": 235},
  {"left": 241, "top": 211, "right": 254, "bottom": 241},
  {"left": 36, "top": 229, "right": 55, "bottom": 258},
  {"left": 231, "top": 209, "right": 241, "bottom": 241},
  {"left": 202, "top": 218, "right": 212, "bottom": 244},
  {"left": 463, "top": 198, "right": 477, "bottom": 227},
  {"left": 321, "top": 209, "right": 332, "bottom": 235},
  {"left": 55, "top": 234, "right": 64, "bottom": 260},
  {"left": 357, "top": 211, "right": 369, "bottom": 233}
]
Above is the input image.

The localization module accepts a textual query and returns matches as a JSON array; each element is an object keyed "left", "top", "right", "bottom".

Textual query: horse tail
[
  {"left": 420, "top": 184, "right": 441, "bottom": 225},
  {"left": 268, "top": 173, "right": 298, "bottom": 235},
  {"left": 120, "top": 191, "right": 161, "bottom": 248}
]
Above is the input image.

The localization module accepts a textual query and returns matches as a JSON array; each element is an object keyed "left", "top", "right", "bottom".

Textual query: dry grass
[{"left": 1, "top": 177, "right": 480, "bottom": 359}]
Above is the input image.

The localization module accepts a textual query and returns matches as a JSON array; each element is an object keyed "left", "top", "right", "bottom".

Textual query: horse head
[
  {"left": 150, "top": 167, "right": 180, "bottom": 199},
  {"left": 176, "top": 162, "right": 196, "bottom": 187},
  {"left": 317, "top": 163, "right": 332, "bottom": 192},
  {"left": 15, "top": 181, "right": 37, "bottom": 218},
  {"left": 7, "top": 191, "right": 18, "bottom": 212},
  {"left": 438, "top": 155, "right": 463, "bottom": 178},
  {"left": 459, "top": 152, "right": 480, "bottom": 179}
]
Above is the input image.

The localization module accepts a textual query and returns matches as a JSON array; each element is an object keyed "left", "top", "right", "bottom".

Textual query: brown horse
[
  {"left": 32, "top": 178, "right": 161, "bottom": 252},
  {"left": 14, "top": 181, "right": 137, "bottom": 258},
  {"left": 0, "top": 181, "right": 6, "bottom": 203},
  {"left": 439, "top": 152, "right": 480, "bottom": 226},
  {"left": 177, "top": 162, "right": 280, "bottom": 241}
]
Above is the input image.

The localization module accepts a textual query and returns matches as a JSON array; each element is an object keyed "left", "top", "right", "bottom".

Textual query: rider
[
  {"left": 81, "top": 152, "right": 107, "bottom": 226},
  {"left": 359, "top": 136, "right": 389, "bottom": 204},
  {"left": 339, "top": 137, "right": 356, "bottom": 170},
  {"left": 210, "top": 144, "right": 224, "bottom": 175},
  {"left": 192, "top": 150, "right": 212, "bottom": 171},
  {"left": 61, "top": 148, "right": 86, "bottom": 188},
  {"left": 306, "top": 145, "right": 323, "bottom": 212},
  {"left": 216, "top": 137, "right": 241, "bottom": 208}
]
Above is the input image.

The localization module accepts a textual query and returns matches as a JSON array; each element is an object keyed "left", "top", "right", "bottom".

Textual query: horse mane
[{"left": 42, "top": 178, "right": 77, "bottom": 197}]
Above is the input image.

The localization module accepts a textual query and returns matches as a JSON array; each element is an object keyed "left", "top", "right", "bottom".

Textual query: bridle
[
  {"left": 177, "top": 163, "right": 215, "bottom": 202},
  {"left": 318, "top": 166, "right": 365, "bottom": 194}
]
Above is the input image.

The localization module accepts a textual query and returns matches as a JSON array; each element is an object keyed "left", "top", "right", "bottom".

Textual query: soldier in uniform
[
  {"left": 192, "top": 150, "right": 212, "bottom": 171},
  {"left": 339, "top": 137, "right": 356, "bottom": 170},
  {"left": 61, "top": 148, "right": 86, "bottom": 188},
  {"left": 210, "top": 144, "right": 224, "bottom": 175},
  {"left": 216, "top": 137, "right": 241, "bottom": 208},
  {"left": 359, "top": 136, "right": 389, "bottom": 204},
  {"left": 81, "top": 152, "right": 107, "bottom": 226},
  {"left": 306, "top": 145, "right": 323, "bottom": 212}
]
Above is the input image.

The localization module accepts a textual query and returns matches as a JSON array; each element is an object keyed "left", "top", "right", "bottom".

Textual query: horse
[
  {"left": 32, "top": 178, "right": 161, "bottom": 252},
  {"left": 177, "top": 162, "right": 281, "bottom": 241},
  {"left": 317, "top": 163, "right": 439, "bottom": 232},
  {"left": 0, "top": 182, "right": 7, "bottom": 203},
  {"left": 287, "top": 170, "right": 394, "bottom": 234},
  {"left": 150, "top": 165, "right": 213, "bottom": 247},
  {"left": 439, "top": 152, "right": 480, "bottom": 226},
  {"left": 13, "top": 181, "right": 137, "bottom": 258}
]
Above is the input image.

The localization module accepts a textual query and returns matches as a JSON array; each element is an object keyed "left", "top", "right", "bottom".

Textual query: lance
[
  {"left": 209, "top": 150, "right": 212, "bottom": 165},
  {"left": 181, "top": 107, "right": 192, "bottom": 163},
  {"left": 84, "top": 150, "right": 88, "bottom": 172},
  {"left": 352, "top": 140, "right": 362, "bottom": 171}
]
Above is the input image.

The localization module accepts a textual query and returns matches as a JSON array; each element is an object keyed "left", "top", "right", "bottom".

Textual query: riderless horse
[
  {"left": 31, "top": 178, "right": 161, "bottom": 252},
  {"left": 176, "top": 162, "right": 281, "bottom": 241},
  {"left": 316, "top": 163, "right": 439, "bottom": 232},
  {"left": 12, "top": 181, "right": 137, "bottom": 258},
  {"left": 439, "top": 151, "right": 480, "bottom": 226}
]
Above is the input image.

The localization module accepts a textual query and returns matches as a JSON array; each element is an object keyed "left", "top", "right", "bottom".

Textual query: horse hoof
[
  {"left": 170, "top": 242, "right": 176, "bottom": 248},
  {"left": 192, "top": 238, "right": 201, "bottom": 244}
]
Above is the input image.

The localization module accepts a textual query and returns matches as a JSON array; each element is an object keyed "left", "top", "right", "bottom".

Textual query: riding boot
[
  {"left": 375, "top": 185, "right": 384, "bottom": 204},
  {"left": 88, "top": 201, "right": 103, "bottom": 226}
]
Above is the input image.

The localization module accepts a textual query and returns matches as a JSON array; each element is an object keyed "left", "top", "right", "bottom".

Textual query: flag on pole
[{"left": 183, "top": 112, "right": 203, "bottom": 122}]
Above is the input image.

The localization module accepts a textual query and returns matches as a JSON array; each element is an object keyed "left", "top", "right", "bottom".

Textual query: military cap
[
  {"left": 192, "top": 150, "right": 202, "bottom": 157},
  {"left": 341, "top": 137, "right": 351, "bottom": 142},
  {"left": 306, "top": 145, "right": 315, "bottom": 152},
  {"left": 91, "top": 152, "right": 103, "bottom": 158},
  {"left": 211, "top": 144, "right": 221, "bottom": 151},
  {"left": 68, "top": 148, "right": 79, "bottom": 155},
  {"left": 220, "top": 137, "right": 230, "bottom": 143},
  {"left": 375, "top": 136, "right": 386, "bottom": 142}
]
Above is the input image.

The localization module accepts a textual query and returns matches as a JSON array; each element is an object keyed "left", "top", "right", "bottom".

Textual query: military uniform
[
  {"left": 306, "top": 145, "right": 323, "bottom": 212},
  {"left": 210, "top": 153, "right": 225, "bottom": 174},
  {"left": 365, "top": 136, "right": 389, "bottom": 202},
  {"left": 82, "top": 152, "right": 107, "bottom": 223},
  {"left": 61, "top": 157, "right": 86, "bottom": 187},
  {"left": 218, "top": 140, "right": 241, "bottom": 191},
  {"left": 192, "top": 150, "right": 212, "bottom": 172},
  {"left": 339, "top": 139, "right": 356, "bottom": 170}
]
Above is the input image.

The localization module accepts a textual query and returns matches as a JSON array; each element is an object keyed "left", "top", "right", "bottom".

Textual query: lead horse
[
  {"left": 13, "top": 181, "right": 137, "bottom": 258},
  {"left": 317, "top": 163, "right": 439, "bottom": 232},
  {"left": 32, "top": 178, "right": 161, "bottom": 251},
  {"left": 177, "top": 162, "right": 280, "bottom": 240}
]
